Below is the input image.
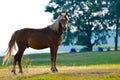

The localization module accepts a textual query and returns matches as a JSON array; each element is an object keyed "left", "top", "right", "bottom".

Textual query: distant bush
[
  {"left": 93, "top": 47, "right": 103, "bottom": 52},
  {"left": 106, "top": 47, "right": 110, "bottom": 51},
  {"left": 70, "top": 48, "right": 76, "bottom": 53},
  {"left": 79, "top": 47, "right": 89, "bottom": 52},
  {"left": 23, "top": 58, "right": 32, "bottom": 68}
]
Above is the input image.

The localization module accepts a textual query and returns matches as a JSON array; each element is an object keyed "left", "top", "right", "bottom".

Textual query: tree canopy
[{"left": 45, "top": 0, "right": 120, "bottom": 51}]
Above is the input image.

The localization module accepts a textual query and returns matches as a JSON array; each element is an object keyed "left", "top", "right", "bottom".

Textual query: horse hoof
[
  {"left": 11, "top": 70, "right": 16, "bottom": 75},
  {"left": 51, "top": 68, "right": 58, "bottom": 73},
  {"left": 19, "top": 71, "right": 23, "bottom": 73}
]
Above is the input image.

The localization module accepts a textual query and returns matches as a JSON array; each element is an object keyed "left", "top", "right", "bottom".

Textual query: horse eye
[{"left": 64, "top": 16, "right": 68, "bottom": 20}]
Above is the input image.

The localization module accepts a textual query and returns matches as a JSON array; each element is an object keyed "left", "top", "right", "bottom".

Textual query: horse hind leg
[
  {"left": 11, "top": 53, "right": 18, "bottom": 74},
  {"left": 12, "top": 47, "right": 26, "bottom": 74}
]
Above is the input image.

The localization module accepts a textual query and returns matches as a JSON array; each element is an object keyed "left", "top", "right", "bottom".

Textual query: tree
[
  {"left": 45, "top": 0, "right": 111, "bottom": 51},
  {"left": 106, "top": 0, "right": 120, "bottom": 51}
]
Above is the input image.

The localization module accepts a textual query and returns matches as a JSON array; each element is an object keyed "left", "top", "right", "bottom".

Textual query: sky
[
  {"left": 0, "top": 0, "right": 52, "bottom": 54},
  {"left": 0, "top": 0, "right": 119, "bottom": 56}
]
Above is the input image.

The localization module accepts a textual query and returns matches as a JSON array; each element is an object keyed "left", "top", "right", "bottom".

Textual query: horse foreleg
[
  {"left": 50, "top": 45, "right": 58, "bottom": 72},
  {"left": 50, "top": 46, "right": 54, "bottom": 72},
  {"left": 53, "top": 46, "right": 58, "bottom": 72}
]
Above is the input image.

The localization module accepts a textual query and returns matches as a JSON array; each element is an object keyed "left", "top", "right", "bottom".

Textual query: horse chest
[{"left": 54, "top": 35, "right": 62, "bottom": 46}]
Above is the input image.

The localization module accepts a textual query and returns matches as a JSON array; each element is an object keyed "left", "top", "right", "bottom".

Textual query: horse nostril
[{"left": 62, "top": 27, "right": 67, "bottom": 31}]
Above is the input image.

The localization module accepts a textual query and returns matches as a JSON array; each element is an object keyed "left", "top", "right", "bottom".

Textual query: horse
[{"left": 2, "top": 12, "right": 69, "bottom": 74}]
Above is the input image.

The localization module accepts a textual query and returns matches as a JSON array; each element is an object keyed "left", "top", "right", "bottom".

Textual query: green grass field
[
  {"left": 0, "top": 51, "right": 120, "bottom": 80},
  {"left": 22, "top": 51, "right": 120, "bottom": 66}
]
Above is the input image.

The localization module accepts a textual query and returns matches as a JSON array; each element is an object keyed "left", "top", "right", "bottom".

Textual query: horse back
[{"left": 14, "top": 27, "right": 62, "bottom": 49}]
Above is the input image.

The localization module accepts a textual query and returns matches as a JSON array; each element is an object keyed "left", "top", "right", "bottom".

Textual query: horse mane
[{"left": 49, "top": 15, "right": 62, "bottom": 32}]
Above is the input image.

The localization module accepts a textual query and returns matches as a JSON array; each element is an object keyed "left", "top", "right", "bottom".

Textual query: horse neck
[
  {"left": 49, "top": 21, "right": 63, "bottom": 37},
  {"left": 50, "top": 20, "right": 59, "bottom": 31}
]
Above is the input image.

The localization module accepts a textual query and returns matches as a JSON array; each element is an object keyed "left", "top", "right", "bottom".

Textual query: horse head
[
  {"left": 49, "top": 12, "right": 69, "bottom": 32},
  {"left": 58, "top": 12, "right": 69, "bottom": 32}
]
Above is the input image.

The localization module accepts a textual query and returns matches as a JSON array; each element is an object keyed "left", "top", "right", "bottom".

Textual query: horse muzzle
[{"left": 62, "top": 26, "right": 68, "bottom": 32}]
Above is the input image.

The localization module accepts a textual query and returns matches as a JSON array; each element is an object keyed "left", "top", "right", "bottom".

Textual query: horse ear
[
  {"left": 59, "top": 12, "right": 62, "bottom": 16},
  {"left": 66, "top": 12, "right": 68, "bottom": 16}
]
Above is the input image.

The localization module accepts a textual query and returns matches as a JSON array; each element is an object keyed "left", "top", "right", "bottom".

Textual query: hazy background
[
  {"left": 0, "top": 0, "right": 53, "bottom": 55},
  {"left": 0, "top": 0, "right": 119, "bottom": 56}
]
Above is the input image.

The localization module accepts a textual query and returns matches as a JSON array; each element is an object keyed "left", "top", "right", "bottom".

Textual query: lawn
[
  {"left": 22, "top": 51, "right": 120, "bottom": 66},
  {"left": 0, "top": 51, "right": 120, "bottom": 80}
]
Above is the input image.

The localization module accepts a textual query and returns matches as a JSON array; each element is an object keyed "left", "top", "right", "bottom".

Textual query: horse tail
[{"left": 2, "top": 32, "right": 16, "bottom": 66}]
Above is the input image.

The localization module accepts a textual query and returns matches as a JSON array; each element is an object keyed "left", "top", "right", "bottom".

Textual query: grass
[
  {"left": 1, "top": 65, "right": 120, "bottom": 80},
  {"left": 0, "top": 51, "right": 120, "bottom": 66},
  {"left": 0, "top": 51, "right": 120, "bottom": 80},
  {"left": 22, "top": 51, "right": 120, "bottom": 66},
  {"left": 21, "top": 64, "right": 120, "bottom": 80}
]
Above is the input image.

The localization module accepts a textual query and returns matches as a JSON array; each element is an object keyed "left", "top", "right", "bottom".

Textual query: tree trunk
[
  {"left": 115, "top": 1, "right": 120, "bottom": 51},
  {"left": 87, "top": 43, "right": 93, "bottom": 51},
  {"left": 114, "top": 21, "right": 118, "bottom": 51},
  {"left": 115, "top": 17, "right": 119, "bottom": 51}
]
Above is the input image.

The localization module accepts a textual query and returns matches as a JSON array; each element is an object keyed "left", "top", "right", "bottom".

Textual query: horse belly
[{"left": 28, "top": 40, "right": 50, "bottom": 49}]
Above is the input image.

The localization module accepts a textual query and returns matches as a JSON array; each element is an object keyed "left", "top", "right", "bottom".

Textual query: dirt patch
[
  {"left": 80, "top": 70, "right": 119, "bottom": 76},
  {"left": 59, "top": 67, "right": 120, "bottom": 77},
  {"left": 0, "top": 66, "right": 120, "bottom": 80}
]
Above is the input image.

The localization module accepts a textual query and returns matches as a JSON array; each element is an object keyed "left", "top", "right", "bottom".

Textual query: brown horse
[{"left": 2, "top": 12, "right": 69, "bottom": 74}]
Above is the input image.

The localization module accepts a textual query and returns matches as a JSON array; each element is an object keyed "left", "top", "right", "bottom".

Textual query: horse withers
[{"left": 2, "top": 12, "right": 69, "bottom": 74}]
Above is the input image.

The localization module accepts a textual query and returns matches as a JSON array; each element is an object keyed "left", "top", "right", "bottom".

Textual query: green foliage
[
  {"left": 45, "top": 0, "right": 113, "bottom": 51},
  {"left": 107, "top": 0, "right": 120, "bottom": 51},
  {"left": 23, "top": 53, "right": 50, "bottom": 66},
  {"left": 22, "top": 58, "right": 32, "bottom": 68}
]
